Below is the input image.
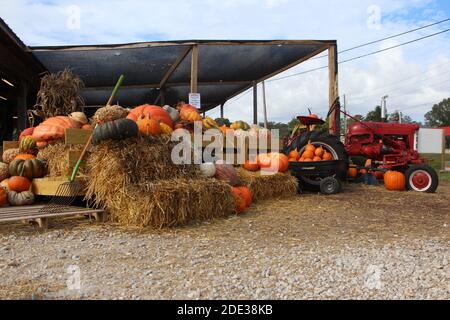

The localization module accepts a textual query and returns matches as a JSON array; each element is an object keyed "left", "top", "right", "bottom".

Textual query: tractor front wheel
[{"left": 405, "top": 164, "right": 439, "bottom": 193}]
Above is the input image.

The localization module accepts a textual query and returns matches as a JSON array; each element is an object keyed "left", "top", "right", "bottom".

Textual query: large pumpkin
[
  {"left": 7, "top": 190, "right": 35, "bottom": 206},
  {"left": 258, "top": 153, "right": 289, "bottom": 173},
  {"left": 92, "top": 118, "right": 139, "bottom": 145},
  {"left": 214, "top": 162, "right": 240, "bottom": 186},
  {"left": 236, "top": 186, "right": 252, "bottom": 207},
  {"left": 8, "top": 176, "right": 31, "bottom": 192},
  {"left": 127, "top": 105, "right": 174, "bottom": 128},
  {"left": 136, "top": 115, "right": 161, "bottom": 136},
  {"left": 32, "top": 116, "right": 81, "bottom": 143},
  {"left": 0, "top": 162, "right": 9, "bottom": 181},
  {"left": 384, "top": 171, "right": 405, "bottom": 191},
  {"left": 231, "top": 187, "right": 247, "bottom": 214},
  {"left": 243, "top": 160, "right": 260, "bottom": 172},
  {"left": 0, "top": 187, "right": 7, "bottom": 206},
  {"left": 9, "top": 158, "right": 47, "bottom": 180},
  {"left": 178, "top": 104, "right": 202, "bottom": 122},
  {"left": 19, "top": 136, "right": 38, "bottom": 155}
]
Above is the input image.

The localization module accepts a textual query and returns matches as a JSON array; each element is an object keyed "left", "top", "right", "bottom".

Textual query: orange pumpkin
[
  {"left": 309, "top": 114, "right": 318, "bottom": 119},
  {"left": 231, "top": 187, "right": 247, "bottom": 214},
  {"left": 136, "top": 115, "right": 161, "bottom": 136},
  {"left": 302, "top": 150, "right": 314, "bottom": 160},
  {"left": 237, "top": 186, "right": 252, "bottom": 207},
  {"left": 347, "top": 167, "right": 358, "bottom": 178},
  {"left": 305, "top": 144, "right": 316, "bottom": 153},
  {"left": 32, "top": 116, "right": 81, "bottom": 142},
  {"left": 178, "top": 104, "right": 202, "bottom": 122},
  {"left": 81, "top": 124, "right": 93, "bottom": 130},
  {"left": 314, "top": 146, "right": 325, "bottom": 157},
  {"left": 360, "top": 169, "right": 367, "bottom": 175},
  {"left": 127, "top": 104, "right": 173, "bottom": 128},
  {"left": 313, "top": 156, "right": 322, "bottom": 162},
  {"left": 14, "top": 154, "right": 36, "bottom": 161},
  {"left": 243, "top": 160, "right": 260, "bottom": 172},
  {"left": 8, "top": 176, "right": 31, "bottom": 192},
  {"left": 0, "top": 187, "right": 7, "bottom": 206},
  {"left": 304, "top": 158, "right": 313, "bottom": 162},
  {"left": 259, "top": 153, "right": 289, "bottom": 173},
  {"left": 288, "top": 150, "right": 300, "bottom": 160},
  {"left": 289, "top": 157, "right": 298, "bottom": 162},
  {"left": 322, "top": 152, "right": 333, "bottom": 161},
  {"left": 371, "top": 171, "right": 384, "bottom": 180},
  {"left": 384, "top": 171, "right": 405, "bottom": 191}
]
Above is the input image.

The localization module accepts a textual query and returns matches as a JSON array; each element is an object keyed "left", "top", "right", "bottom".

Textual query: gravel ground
[{"left": 0, "top": 183, "right": 449, "bottom": 300}]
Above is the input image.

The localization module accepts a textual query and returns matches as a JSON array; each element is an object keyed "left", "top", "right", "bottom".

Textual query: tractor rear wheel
[{"left": 405, "top": 164, "right": 439, "bottom": 193}]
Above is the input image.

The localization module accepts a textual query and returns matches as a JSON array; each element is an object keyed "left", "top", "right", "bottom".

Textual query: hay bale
[
  {"left": 37, "top": 142, "right": 85, "bottom": 177},
  {"left": 85, "top": 137, "right": 235, "bottom": 228},
  {"left": 236, "top": 168, "right": 298, "bottom": 201}
]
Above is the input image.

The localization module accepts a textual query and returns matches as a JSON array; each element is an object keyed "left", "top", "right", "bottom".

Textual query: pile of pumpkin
[
  {"left": 347, "top": 164, "right": 407, "bottom": 191},
  {"left": 1, "top": 136, "right": 48, "bottom": 207},
  {"left": 287, "top": 144, "right": 334, "bottom": 162},
  {"left": 241, "top": 153, "right": 290, "bottom": 173},
  {"left": 199, "top": 161, "right": 253, "bottom": 214}
]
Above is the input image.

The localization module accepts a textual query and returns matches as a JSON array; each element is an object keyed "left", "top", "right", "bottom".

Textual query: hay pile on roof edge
[
  {"left": 85, "top": 137, "right": 235, "bottom": 228},
  {"left": 236, "top": 168, "right": 297, "bottom": 201}
]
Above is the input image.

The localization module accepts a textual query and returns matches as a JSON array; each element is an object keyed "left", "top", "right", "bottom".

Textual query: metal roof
[{"left": 30, "top": 40, "right": 335, "bottom": 112}]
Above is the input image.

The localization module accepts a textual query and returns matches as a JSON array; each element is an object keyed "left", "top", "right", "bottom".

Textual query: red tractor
[{"left": 285, "top": 100, "right": 439, "bottom": 193}]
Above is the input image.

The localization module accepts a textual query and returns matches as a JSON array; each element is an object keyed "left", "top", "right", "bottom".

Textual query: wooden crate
[
  {"left": 2, "top": 140, "right": 19, "bottom": 152},
  {"left": 32, "top": 177, "right": 86, "bottom": 196}
]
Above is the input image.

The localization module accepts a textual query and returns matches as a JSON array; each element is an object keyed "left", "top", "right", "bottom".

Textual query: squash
[
  {"left": 199, "top": 162, "right": 216, "bottom": 177},
  {"left": 384, "top": 171, "right": 405, "bottom": 191},
  {"left": 19, "top": 127, "right": 35, "bottom": 141},
  {"left": 214, "top": 162, "right": 240, "bottom": 186},
  {"left": 231, "top": 187, "right": 247, "bottom": 214},
  {"left": 347, "top": 167, "right": 358, "bottom": 178},
  {"left": 32, "top": 116, "right": 81, "bottom": 143},
  {"left": 7, "top": 190, "right": 35, "bottom": 206},
  {"left": 93, "top": 105, "right": 128, "bottom": 124},
  {"left": 0, "top": 187, "right": 7, "bottom": 206},
  {"left": 162, "top": 105, "right": 180, "bottom": 122},
  {"left": 288, "top": 150, "right": 300, "bottom": 160},
  {"left": 9, "top": 158, "right": 47, "bottom": 180},
  {"left": 69, "top": 111, "right": 88, "bottom": 125},
  {"left": 236, "top": 186, "right": 252, "bottom": 207},
  {"left": 302, "top": 150, "right": 314, "bottom": 160},
  {"left": 81, "top": 124, "right": 93, "bottom": 130},
  {"left": 127, "top": 105, "right": 174, "bottom": 128},
  {"left": 136, "top": 115, "right": 161, "bottom": 136},
  {"left": 1, "top": 178, "right": 9, "bottom": 191},
  {"left": 0, "top": 162, "right": 9, "bottom": 181},
  {"left": 230, "top": 121, "right": 250, "bottom": 131},
  {"left": 215, "top": 118, "right": 231, "bottom": 127},
  {"left": 322, "top": 152, "right": 333, "bottom": 161},
  {"left": 92, "top": 118, "right": 139, "bottom": 145},
  {"left": 243, "top": 160, "right": 259, "bottom": 172},
  {"left": 259, "top": 153, "right": 289, "bottom": 173},
  {"left": 202, "top": 117, "right": 219, "bottom": 130},
  {"left": 160, "top": 123, "right": 174, "bottom": 135},
  {"left": 314, "top": 146, "right": 325, "bottom": 157},
  {"left": 8, "top": 176, "right": 31, "bottom": 192},
  {"left": 2, "top": 148, "right": 20, "bottom": 164},
  {"left": 14, "top": 154, "right": 36, "bottom": 160},
  {"left": 178, "top": 104, "right": 202, "bottom": 122},
  {"left": 19, "top": 136, "right": 38, "bottom": 155},
  {"left": 305, "top": 144, "right": 316, "bottom": 153}
]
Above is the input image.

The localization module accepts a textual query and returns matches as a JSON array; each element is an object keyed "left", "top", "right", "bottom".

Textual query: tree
[
  {"left": 364, "top": 105, "right": 382, "bottom": 122},
  {"left": 388, "top": 111, "right": 413, "bottom": 124},
  {"left": 424, "top": 98, "right": 450, "bottom": 127}
]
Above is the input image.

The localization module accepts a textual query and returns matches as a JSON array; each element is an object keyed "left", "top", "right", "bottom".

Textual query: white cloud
[{"left": 1, "top": 0, "right": 449, "bottom": 123}]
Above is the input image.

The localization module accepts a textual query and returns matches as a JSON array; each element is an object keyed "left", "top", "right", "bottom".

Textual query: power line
[
  {"left": 311, "top": 18, "right": 450, "bottom": 60},
  {"left": 267, "top": 27, "right": 450, "bottom": 82}
]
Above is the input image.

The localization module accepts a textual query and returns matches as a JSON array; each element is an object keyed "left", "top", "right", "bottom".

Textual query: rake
[{"left": 39, "top": 75, "right": 125, "bottom": 213}]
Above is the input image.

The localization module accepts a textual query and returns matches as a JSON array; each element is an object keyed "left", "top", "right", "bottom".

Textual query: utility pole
[
  {"left": 262, "top": 81, "right": 268, "bottom": 129},
  {"left": 399, "top": 111, "right": 402, "bottom": 124},
  {"left": 343, "top": 94, "right": 347, "bottom": 135},
  {"left": 381, "top": 95, "right": 388, "bottom": 122}
]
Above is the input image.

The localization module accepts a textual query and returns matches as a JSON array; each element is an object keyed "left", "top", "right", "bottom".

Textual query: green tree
[
  {"left": 424, "top": 98, "right": 450, "bottom": 127},
  {"left": 388, "top": 111, "right": 413, "bottom": 124},
  {"left": 364, "top": 105, "right": 383, "bottom": 122}
]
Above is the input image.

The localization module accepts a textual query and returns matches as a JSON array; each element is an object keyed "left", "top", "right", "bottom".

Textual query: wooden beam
[
  {"left": 159, "top": 46, "right": 192, "bottom": 89},
  {"left": 16, "top": 80, "right": 28, "bottom": 131},
  {"left": 253, "top": 82, "right": 258, "bottom": 125},
  {"left": 220, "top": 104, "right": 224, "bottom": 118},
  {"left": 190, "top": 45, "right": 199, "bottom": 93},
  {"left": 328, "top": 44, "right": 339, "bottom": 136}
]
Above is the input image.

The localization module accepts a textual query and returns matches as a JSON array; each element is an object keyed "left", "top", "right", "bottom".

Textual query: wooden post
[
  {"left": 160, "top": 88, "right": 166, "bottom": 106},
  {"left": 328, "top": 44, "right": 339, "bottom": 136},
  {"left": 220, "top": 103, "right": 224, "bottom": 118},
  {"left": 262, "top": 81, "right": 268, "bottom": 129},
  {"left": 442, "top": 129, "right": 446, "bottom": 172},
  {"left": 190, "top": 45, "right": 199, "bottom": 93},
  {"left": 253, "top": 82, "right": 258, "bottom": 125},
  {"left": 17, "top": 81, "right": 28, "bottom": 131}
]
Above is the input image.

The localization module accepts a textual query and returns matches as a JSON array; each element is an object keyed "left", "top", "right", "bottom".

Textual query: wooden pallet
[{"left": 0, "top": 205, "right": 106, "bottom": 229}]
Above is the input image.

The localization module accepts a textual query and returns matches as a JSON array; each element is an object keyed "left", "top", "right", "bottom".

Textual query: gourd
[
  {"left": 236, "top": 186, "right": 252, "bottom": 207},
  {"left": 136, "top": 115, "right": 161, "bottom": 136},
  {"left": 19, "top": 127, "right": 35, "bottom": 141},
  {"left": 288, "top": 150, "right": 300, "bottom": 160},
  {"left": 7, "top": 190, "right": 35, "bottom": 206},
  {"left": 243, "top": 160, "right": 259, "bottom": 172},
  {"left": 32, "top": 116, "right": 81, "bottom": 142},
  {"left": 384, "top": 171, "right": 405, "bottom": 191},
  {"left": 178, "top": 104, "right": 202, "bottom": 122},
  {"left": 199, "top": 163, "right": 216, "bottom": 177},
  {"left": 127, "top": 105, "right": 173, "bottom": 128},
  {"left": 8, "top": 176, "right": 31, "bottom": 192},
  {"left": 69, "top": 111, "right": 88, "bottom": 125},
  {"left": 322, "top": 152, "right": 333, "bottom": 160},
  {"left": 93, "top": 105, "right": 128, "bottom": 124},
  {"left": 160, "top": 123, "right": 174, "bottom": 135},
  {"left": 0, "top": 162, "right": 9, "bottom": 181},
  {"left": 214, "top": 162, "right": 240, "bottom": 186},
  {"left": 19, "top": 136, "right": 38, "bottom": 155},
  {"left": 2, "top": 148, "right": 20, "bottom": 164},
  {"left": 230, "top": 121, "right": 250, "bottom": 131},
  {"left": 202, "top": 117, "right": 219, "bottom": 130},
  {"left": 231, "top": 187, "right": 247, "bottom": 214},
  {"left": 0, "top": 187, "right": 7, "bottom": 206},
  {"left": 92, "top": 118, "right": 139, "bottom": 145},
  {"left": 162, "top": 105, "right": 180, "bottom": 122},
  {"left": 9, "top": 158, "right": 47, "bottom": 180}
]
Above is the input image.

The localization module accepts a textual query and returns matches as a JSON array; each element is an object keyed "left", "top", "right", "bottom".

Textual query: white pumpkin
[
  {"left": 0, "top": 162, "right": 9, "bottom": 181},
  {"left": 69, "top": 112, "right": 89, "bottom": 125},
  {"left": 162, "top": 105, "right": 180, "bottom": 122},
  {"left": 199, "top": 162, "right": 216, "bottom": 177},
  {"left": 7, "top": 190, "right": 35, "bottom": 206}
]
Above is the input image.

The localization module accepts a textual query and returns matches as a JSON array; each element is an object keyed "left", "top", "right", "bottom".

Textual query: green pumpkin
[
  {"left": 92, "top": 118, "right": 139, "bottom": 145},
  {"left": 9, "top": 158, "right": 47, "bottom": 180},
  {"left": 7, "top": 190, "right": 35, "bottom": 206}
]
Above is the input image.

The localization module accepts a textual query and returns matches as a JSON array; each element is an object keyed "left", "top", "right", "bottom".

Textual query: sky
[{"left": 1, "top": 0, "right": 449, "bottom": 124}]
